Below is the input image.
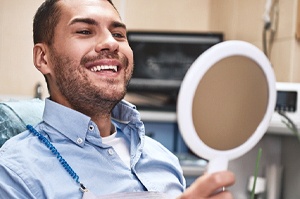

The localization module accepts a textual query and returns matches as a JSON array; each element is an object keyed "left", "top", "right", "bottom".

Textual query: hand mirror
[{"left": 177, "top": 40, "right": 276, "bottom": 173}]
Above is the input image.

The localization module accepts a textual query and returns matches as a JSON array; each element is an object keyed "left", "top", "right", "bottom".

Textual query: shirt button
[
  {"left": 108, "top": 148, "right": 114, "bottom": 155},
  {"left": 89, "top": 125, "right": 94, "bottom": 131},
  {"left": 77, "top": 138, "right": 83, "bottom": 144}
]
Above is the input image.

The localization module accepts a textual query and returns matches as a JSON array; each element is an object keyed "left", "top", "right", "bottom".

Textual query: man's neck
[{"left": 92, "top": 115, "right": 114, "bottom": 137}]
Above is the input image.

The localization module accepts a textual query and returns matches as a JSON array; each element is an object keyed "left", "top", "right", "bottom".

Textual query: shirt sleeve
[{"left": 0, "top": 162, "right": 36, "bottom": 199}]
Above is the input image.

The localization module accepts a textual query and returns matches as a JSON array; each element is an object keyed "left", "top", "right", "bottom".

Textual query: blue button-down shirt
[{"left": 0, "top": 99, "right": 185, "bottom": 198}]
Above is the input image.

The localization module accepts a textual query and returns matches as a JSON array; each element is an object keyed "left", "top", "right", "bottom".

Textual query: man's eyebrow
[
  {"left": 68, "top": 18, "right": 126, "bottom": 30},
  {"left": 69, "top": 18, "right": 98, "bottom": 26},
  {"left": 111, "top": 21, "right": 127, "bottom": 30}
]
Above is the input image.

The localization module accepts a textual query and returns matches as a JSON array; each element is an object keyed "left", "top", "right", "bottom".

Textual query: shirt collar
[
  {"left": 43, "top": 99, "right": 92, "bottom": 146},
  {"left": 111, "top": 100, "right": 140, "bottom": 124},
  {"left": 42, "top": 99, "right": 141, "bottom": 146}
]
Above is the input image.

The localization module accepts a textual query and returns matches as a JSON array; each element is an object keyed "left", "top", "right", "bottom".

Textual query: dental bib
[{"left": 82, "top": 191, "right": 172, "bottom": 199}]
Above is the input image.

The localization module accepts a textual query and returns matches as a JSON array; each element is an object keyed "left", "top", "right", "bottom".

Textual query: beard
[{"left": 49, "top": 48, "right": 132, "bottom": 117}]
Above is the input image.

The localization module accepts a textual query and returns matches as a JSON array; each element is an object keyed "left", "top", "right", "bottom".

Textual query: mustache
[{"left": 80, "top": 51, "right": 128, "bottom": 66}]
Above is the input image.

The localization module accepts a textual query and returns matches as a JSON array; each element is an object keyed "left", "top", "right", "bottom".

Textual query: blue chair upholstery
[{"left": 0, "top": 99, "right": 44, "bottom": 147}]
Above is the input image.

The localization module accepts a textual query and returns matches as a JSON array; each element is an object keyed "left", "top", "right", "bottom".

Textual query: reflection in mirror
[{"left": 192, "top": 56, "right": 268, "bottom": 150}]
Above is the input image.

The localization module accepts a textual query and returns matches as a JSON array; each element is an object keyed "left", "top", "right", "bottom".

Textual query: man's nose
[{"left": 95, "top": 32, "right": 119, "bottom": 53}]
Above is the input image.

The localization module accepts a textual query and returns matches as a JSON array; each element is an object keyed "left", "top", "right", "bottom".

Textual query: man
[{"left": 0, "top": 0, "right": 235, "bottom": 198}]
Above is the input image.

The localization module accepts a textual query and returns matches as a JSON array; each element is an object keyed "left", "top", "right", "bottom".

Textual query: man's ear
[{"left": 33, "top": 43, "right": 51, "bottom": 75}]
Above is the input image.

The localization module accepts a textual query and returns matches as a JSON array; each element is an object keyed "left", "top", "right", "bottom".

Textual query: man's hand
[{"left": 178, "top": 171, "right": 235, "bottom": 199}]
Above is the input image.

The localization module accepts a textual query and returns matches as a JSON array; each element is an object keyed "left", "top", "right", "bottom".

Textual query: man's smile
[{"left": 90, "top": 65, "right": 118, "bottom": 72}]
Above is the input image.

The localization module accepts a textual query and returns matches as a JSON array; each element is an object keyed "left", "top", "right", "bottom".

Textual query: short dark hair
[{"left": 33, "top": 0, "right": 116, "bottom": 45}]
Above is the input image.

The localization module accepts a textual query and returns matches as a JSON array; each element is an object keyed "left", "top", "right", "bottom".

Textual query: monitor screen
[{"left": 125, "top": 31, "right": 223, "bottom": 111}]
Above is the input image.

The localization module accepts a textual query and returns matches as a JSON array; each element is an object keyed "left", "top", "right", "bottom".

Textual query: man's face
[{"left": 46, "top": 0, "right": 133, "bottom": 115}]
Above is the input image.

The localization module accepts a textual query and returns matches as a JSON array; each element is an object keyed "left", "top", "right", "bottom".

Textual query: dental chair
[{"left": 0, "top": 99, "right": 44, "bottom": 147}]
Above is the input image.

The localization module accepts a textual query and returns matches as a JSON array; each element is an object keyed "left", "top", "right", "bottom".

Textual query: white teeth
[{"left": 90, "top": 65, "right": 117, "bottom": 72}]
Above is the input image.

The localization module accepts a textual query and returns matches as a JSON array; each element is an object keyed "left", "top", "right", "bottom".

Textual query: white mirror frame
[{"left": 177, "top": 40, "right": 276, "bottom": 173}]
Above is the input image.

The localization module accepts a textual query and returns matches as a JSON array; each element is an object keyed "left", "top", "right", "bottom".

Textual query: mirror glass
[{"left": 192, "top": 56, "right": 268, "bottom": 150}]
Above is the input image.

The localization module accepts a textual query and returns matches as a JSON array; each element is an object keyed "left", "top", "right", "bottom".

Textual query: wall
[
  {"left": 0, "top": 0, "right": 45, "bottom": 99},
  {"left": 124, "top": 0, "right": 211, "bottom": 32},
  {"left": 210, "top": 0, "right": 300, "bottom": 82}
]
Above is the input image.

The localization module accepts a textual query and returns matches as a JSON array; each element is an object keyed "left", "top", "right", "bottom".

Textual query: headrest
[{"left": 0, "top": 98, "right": 44, "bottom": 147}]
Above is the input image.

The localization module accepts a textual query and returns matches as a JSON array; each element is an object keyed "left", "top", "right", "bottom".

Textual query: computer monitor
[{"left": 126, "top": 31, "right": 223, "bottom": 111}]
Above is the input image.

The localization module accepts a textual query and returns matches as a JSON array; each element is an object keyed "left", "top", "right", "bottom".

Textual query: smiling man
[
  {"left": 33, "top": 0, "right": 133, "bottom": 138},
  {"left": 0, "top": 0, "right": 235, "bottom": 198}
]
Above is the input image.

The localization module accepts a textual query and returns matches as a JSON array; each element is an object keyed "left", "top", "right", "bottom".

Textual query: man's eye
[
  {"left": 112, "top": 33, "right": 125, "bottom": 38},
  {"left": 77, "top": 30, "right": 91, "bottom": 35}
]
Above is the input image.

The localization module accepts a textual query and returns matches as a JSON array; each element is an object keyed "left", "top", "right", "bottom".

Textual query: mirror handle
[{"left": 206, "top": 156, "right": 228, "bottom": 174}]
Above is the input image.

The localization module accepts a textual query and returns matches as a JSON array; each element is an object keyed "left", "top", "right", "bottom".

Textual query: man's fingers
[
  {"left": 210, "top": 190, "right": 233, "bottom": 199},
  {"left": 201, "top": 171, "right": 235, "bottom": 193},
  {"left": 178, "top": 171, "right": 235, "bottom": 199}
]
